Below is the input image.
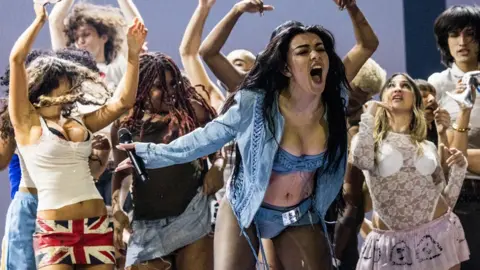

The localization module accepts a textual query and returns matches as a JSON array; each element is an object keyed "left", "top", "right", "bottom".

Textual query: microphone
[{"left": 118, "top": 128, "right": 149, "bottom": 182}]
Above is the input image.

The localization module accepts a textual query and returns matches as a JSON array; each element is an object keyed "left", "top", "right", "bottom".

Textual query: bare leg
[
  {"left": 214, "top": 198, "right": 258, "bottom": 270},
  {"left": 176, "top": 235, "right": 214, "bottom": 270},
  {"left": 449, "top": 265, "right": 461, "bottom": 270},
  {"left": 40, "top": 265, "right": 73, "bottom": 270},
  {"left": 258, "top": 239, "right": 284, "bottom": 270},
  {"left": 80, "top": 265, "right": 115, "bottom": 270},
  {"left": 273, "top": 224, "right": 331, "bottom": 270},
  {"left": 126, "top": 257, "right": 174, "bottom": 270}
]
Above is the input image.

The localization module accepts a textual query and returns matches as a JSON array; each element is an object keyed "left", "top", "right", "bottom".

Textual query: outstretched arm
[
  {"left": 83, "top": 18, "right": 147, "bottom": 133},
  {"left": 341, "top": 3, "right": 379, "bottom": 83},
  {"left": 9, "top": 4, "right": 47, "bottom": 144},
  {"left": 180, "top": 0, "right": 225, "bottom": 112},
  {"left": 199, "top": 0, "right": 273, "bottom": 92},
  {"left": 49, "top": 0, "right": 74, "bottom": 50}
]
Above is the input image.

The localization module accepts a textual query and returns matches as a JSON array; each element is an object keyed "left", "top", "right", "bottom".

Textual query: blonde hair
[
  {"left": 351, "top": 58, "right": 387, "bottom": 96},
  {"left": 374, "top": 73, "right": 427, "bottom": 155}
]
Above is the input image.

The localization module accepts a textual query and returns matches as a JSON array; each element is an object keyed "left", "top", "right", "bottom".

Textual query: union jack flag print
[{"left": 33, "top": 216, "right": 115, "bottom": 268}]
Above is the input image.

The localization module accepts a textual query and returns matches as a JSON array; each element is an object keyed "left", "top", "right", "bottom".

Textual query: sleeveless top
[
  {"left": 17, "top": 116, "right": 102, "bottom": 211},
  {"left": 129, "top": 120, "right": 205, "bottom": 220}
]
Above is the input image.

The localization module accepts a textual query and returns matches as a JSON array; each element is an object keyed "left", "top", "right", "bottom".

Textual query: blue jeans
[{"left": 3, "top": 191, "right": 37, "bottom": 270}]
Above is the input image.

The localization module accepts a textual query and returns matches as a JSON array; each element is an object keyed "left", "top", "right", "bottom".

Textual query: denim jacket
[{"left": 135, "top": 89, "right": 347, "bottom": 230}]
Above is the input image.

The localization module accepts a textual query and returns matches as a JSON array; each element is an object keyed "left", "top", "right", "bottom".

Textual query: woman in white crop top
[
  {"left": 350, "top": 73, "right": 469, "bottom": 270},
  {"left": 5, "top": 2, "right": 147, "bottom": 269}
]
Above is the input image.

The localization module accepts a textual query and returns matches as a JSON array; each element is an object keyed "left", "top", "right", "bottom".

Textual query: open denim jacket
[{"left": 135, "top": 89, "right": 347, "bottom": 231}]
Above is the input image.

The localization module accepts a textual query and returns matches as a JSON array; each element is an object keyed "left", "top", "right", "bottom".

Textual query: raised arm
[
  {"left": 433, "top": 145, "right": 467, "bottom": 208},
  {"left": 340, "top": 3, "right": 379, "bottom": 83},
  {"left": 83, "top": 18, "right": 147, "bottom": 133},
  {"left": 9, "top": 4, "right": 47, "bottom": 143},
  {"left": 49, "top": 0, "right": 74, "bottom": 50},
  {"left": 180, "top": 0, "right": 225, "bottom": 112},
  {"left": 117, "top": 0, "right": 143, "bottom": 24},
  {"left": 199, "top": 0, "right": 273, "bottom": 92},
  {"left": 349, "top": 112, "right": 375, "bottom": 171}
]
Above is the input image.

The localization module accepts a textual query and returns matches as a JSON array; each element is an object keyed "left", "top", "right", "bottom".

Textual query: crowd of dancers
[{"left": 0, "top": 0, "right": 479, "bottom": 269}]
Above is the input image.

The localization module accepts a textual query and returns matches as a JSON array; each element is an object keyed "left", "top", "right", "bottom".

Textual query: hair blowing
[
  {"left": 120, "top": 52, "right": 216, "bottom": 143},
  {"left": 223, "top": 24, "right": 349, "bottom": 181},
  {"left": 0, "top": 56, "right": 111, "bottom": 140}
]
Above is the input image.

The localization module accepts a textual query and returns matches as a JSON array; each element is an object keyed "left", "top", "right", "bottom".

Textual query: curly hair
[
  {"left": 120, "top": 52, "right": 217, "bottom": 143},
  {"left": 0, "top": 56, "right": 111, "bottom": 139},
  {"left": 64, "top": 2, "right": 126, "bottom": 64}
]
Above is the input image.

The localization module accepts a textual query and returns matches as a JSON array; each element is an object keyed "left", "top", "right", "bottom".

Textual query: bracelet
[{"left": 452, "top": 123, "right": 471, "bottom": 132}]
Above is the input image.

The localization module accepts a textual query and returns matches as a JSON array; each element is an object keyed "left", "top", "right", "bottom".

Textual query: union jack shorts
[{"left": 33, "top": 215, "right": 115, "bottom": 268}]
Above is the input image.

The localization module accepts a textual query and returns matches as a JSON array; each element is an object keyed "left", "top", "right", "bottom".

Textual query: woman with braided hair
[
  {"left": 111, "top": 51, "right": 221, "bottom": 270},
  {"left": 6, "top": 0, "right": 147, "bottom": 268}
]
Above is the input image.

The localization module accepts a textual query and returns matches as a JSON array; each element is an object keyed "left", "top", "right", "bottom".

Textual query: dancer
[
  {"left": 117, "top": 21, "right": 351, "bottom": 269},
  {"left": 352, "top": 73, "right": 469, "bottom": 270},
  {"left": 6, "top": 1, "right": 146, "bottom": 268},
  {"left": 0, "top": 47, "right": 113, "bottom": 270},
  {"left": 111, "top": 52, "right": 220, "bottom": 269},
  {"left": 429, "top": 6, "right": 480, "bottom": 268}
]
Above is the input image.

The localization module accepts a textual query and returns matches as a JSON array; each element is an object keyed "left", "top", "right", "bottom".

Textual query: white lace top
[{"left": 350, "top": 113, "right": 467, "bottom": 230}]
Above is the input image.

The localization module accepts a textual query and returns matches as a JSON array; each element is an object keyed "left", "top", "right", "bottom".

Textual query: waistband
[
  {"left": 14, "top": 190, "right": 38, "bottom": 200},
  {"left": 255, "top": 197, "right": 315, "bottom": 223},
  {"left": 372, "top": 210, "right": 453, "bottom": 235}
]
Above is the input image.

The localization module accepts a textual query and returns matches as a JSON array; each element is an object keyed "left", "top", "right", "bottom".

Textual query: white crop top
[
  {"left": 350, "top": 113, "right": 467, "bottom": 230},
  {"left": 17, "top": 116, "right": 102, "bottom": 211},
  {"left": 17, "top": 150, "right": 35, "bottom": 189}
]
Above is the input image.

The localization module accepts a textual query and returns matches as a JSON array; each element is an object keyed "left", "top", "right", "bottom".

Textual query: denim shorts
[
  {"left": 254, "top": 197, "right": 320, "bottom": 239},
  {"left": 125, "top": 188, "right": 211, "bottom": 267},
  {"left": 3, "top": 191, "right": 38, "bottom": 270}
]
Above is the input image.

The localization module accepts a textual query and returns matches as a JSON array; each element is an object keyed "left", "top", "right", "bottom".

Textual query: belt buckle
[{"left": 282, "top": 207, "right": 301, "bottom": 226}]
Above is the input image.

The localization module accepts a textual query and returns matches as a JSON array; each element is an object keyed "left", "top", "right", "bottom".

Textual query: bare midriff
[
  {"left": 37, "top": 199, "right": 107, "bottom": 220},
  {"left": 18, "top": 187, "right": 38, "bottom": 195},
  {"left": 263, "top": 171, "right": 315, "bottom": 207}
]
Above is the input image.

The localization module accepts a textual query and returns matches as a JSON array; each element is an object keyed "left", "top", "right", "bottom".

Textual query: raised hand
[
  {"left": 199, "top": 0, "right": 216, "bottom": 9},
  {"left": 364, "top": 100, "right": 392, "bottom": 117},
  {"left": 33, "top": 2, "right": 48, "bottom": 20},
  {"left": 127, "top": 18, "right": 148, "bottom": 56},
  {"left": 234, "top": 0, "right": 274, "bottom": 15},
  {"left": 332, "top": 0, "right": 357, "bottom": 10},
  {"left": 433, "top": 108, "right": 451, "bottom": 134},
  {"left": 441, "top": 145, "right": 467, "bottom": 168}
]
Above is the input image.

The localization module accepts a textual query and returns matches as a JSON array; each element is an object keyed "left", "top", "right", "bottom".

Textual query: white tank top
[
  {"left": 16, "top": 150, "right": 35, "bottom": 188},
  {"left": 17, "top": 116, "right": 102, "bottom": 211}
]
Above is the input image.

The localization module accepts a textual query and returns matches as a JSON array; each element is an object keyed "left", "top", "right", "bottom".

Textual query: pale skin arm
[
  {"left": 199, "top": 0, "right": 273, "bottom": 92},
  {"left": 48, "top": 0, "right": 74, "bottom": 50},
  {"left": 117, "top": 0, "right": 144, "bottom": 24},
  {"left": 179, "top": 0, "right": 225, "bottom": 112},
  {"left": 466, "top": 149, "right": 480, "bottom": 175},
  {"left": 9, "top": 4, "right": 47, "bottom": 145},
  {"left": 82, "top": 18, "right": 147, "bottom": 133},
  {"left": 341, "top": 3, "right": 379, "bottom": 83}
]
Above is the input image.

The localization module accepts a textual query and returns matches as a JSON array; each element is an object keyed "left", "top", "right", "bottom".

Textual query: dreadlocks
[{"left": 121, "top": 52, "right": 216, "bottom": 143}]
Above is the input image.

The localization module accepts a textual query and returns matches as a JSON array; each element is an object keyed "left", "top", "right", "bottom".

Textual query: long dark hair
[
  {"left": 434, "top": 5, "right": 480, "bottom": 67},
  {"left": 224, "top": 24, "right": 349, "bottom": 178},
  {"left": 121, "top": 52, "right": 216, "bottom": 142}
]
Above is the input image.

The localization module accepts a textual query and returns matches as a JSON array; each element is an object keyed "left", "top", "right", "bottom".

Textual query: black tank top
[{"left": 131, "top": 120, "right": 205, "bottom": 220}]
